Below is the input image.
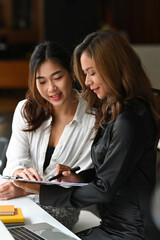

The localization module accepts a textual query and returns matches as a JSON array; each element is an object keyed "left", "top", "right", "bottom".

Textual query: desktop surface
[{"left": 0, "top": 184, "right": 80, "bottom": 240}]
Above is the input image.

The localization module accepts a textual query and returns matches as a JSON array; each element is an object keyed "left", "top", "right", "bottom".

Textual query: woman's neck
[{"left": 53, "top": 89, "right": 79, "bottom": 122}]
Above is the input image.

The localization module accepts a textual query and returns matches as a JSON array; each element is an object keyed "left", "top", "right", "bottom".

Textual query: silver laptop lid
[{"left": 8, "top": 222, "right": 79, "bottom": 240}]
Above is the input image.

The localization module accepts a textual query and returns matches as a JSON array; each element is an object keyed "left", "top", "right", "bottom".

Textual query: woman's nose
[
  {"left": 85, "top": 75, "right": 91, "bottom": 86},
  {"left": 48, "top": 81, "right": 57, "bottom": 91}
]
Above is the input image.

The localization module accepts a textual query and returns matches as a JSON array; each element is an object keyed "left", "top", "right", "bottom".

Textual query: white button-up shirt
[{"left": 3, "top": 98, "right": 95, "bottom": 180}]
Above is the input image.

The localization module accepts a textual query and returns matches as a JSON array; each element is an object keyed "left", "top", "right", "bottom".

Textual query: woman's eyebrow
[
  {"left": 35, "top": 70, "right": 62, "bottom": 79},
  {"left": 35, "top": 76, "right": 44, "bottom": 80},
  {"left": 84, "top": 67, "right": 94, "bottom": 72},
  {"left": 51, "top": 70, "right": 62, "bottom": 76}
]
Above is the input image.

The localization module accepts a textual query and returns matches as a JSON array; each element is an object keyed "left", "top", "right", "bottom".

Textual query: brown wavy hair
[
  {"left": 73, "top": 30, "right": 160, "bottom": 141},
  {"left": 22, "top": 41, "right": 72, "bottom": 131}
]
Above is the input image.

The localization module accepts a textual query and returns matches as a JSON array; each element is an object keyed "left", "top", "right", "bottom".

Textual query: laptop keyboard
[{"left": 8, "top": 226, "right": 45, "bottom": 240}]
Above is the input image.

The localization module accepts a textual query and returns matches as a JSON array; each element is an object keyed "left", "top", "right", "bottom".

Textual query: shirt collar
[
  {"left": 71, "top": 98, "right": 87, "bottom": 124},
  {"left": 47, "top": 97, "right": 87, "bottom": 125}
]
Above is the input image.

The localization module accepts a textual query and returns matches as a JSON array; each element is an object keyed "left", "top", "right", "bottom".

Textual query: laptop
[{"left": 0, "top": 220, "right": 79, "bottom": 240}]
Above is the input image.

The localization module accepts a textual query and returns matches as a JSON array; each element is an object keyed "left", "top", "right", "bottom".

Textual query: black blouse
[
  {"left": 40, "top": 99, "right": 157, "bottom": 240},
  {"left": 43, "top": 146, "right": 55, "bottom": 172}
]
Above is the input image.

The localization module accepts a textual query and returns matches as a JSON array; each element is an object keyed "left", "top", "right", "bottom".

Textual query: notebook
[
  {"left": 0, "top": 205, "right": 15, "bottom": 216},
  {"left": 0, "top": 207, "right": 24, "bottom": 223},
  {"left": 0, "top": 220, "right": 79, "bottom": 240}
]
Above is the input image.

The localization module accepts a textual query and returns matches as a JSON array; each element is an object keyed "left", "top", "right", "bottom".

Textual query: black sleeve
[
  {"left": 40, "top": 114, "right": 146, "bottom": 208},
  {"left": 78, "top": 168, "right": 95, "bottom": 182}
]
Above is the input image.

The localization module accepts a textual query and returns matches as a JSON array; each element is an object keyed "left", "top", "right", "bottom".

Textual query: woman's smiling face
[
  {"left": 36, "top": 59, "right": 73, "bottom": 107},
  {"left": 80, "top": 52, "right": 110, "bottom": 100}
]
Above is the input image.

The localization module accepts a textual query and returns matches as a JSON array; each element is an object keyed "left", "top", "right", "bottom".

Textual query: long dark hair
[
  {"left": 23, "top": 41, "right": 72, "bottom": 131},
  {"left": 73, "top": 30, "right": 160, "bottom": 141}
]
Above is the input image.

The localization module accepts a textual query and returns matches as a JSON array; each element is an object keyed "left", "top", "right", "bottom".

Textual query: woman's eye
[
  {"left": 39, "top": 81, "right": 45, "bottom": 85},
  {"left": 90, "top": 72, "right": 95, "bottom": 76},
  {"left": 53, "top": 75, "right": 63, "bottom": 80}
]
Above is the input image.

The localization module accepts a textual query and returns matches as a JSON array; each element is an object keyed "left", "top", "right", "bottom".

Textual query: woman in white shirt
[{"left": 1, "top": 41, "right": 95, "bottom": 229}]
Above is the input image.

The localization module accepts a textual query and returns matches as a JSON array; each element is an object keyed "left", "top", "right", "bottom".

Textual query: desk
[{"left": 0, "top": 196, "right": 80, "bottom": 239}]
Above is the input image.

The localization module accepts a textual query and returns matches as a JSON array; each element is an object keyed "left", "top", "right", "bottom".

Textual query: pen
[{"left": 48, "top": 166, "right": 81, "bottom": 181}]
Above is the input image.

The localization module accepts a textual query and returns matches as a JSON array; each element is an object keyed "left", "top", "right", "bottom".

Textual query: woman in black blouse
[{"left": 15, "top": 30, "right": 160, "bottom": 240}]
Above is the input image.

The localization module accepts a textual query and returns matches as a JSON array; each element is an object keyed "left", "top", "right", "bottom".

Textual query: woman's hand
[
  {"left": 0, "top": 167, "right": 42, "bottom": 200},
  {"left": 14, "top": 168, "right": 42, "bottom": 181},
  {"left": 55, "top": 164, "right": 83, "bottom": 183},
  {"left": 0, "top": 181, "right": 29, "bottom": 200},
  {"left": 13, "top": 181, "right": 40, "bottom": 195}
]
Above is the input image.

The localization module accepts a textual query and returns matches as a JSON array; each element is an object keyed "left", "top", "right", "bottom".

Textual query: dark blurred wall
[
  {"left": 99, "top": 0, "right": 160, "bottom": 44},
  {"left": 44, "top": 0, "right": 99, "bottom": 53}
]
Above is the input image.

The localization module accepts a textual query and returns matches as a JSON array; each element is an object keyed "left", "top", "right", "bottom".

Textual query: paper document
[{"left": 0, "top": 176, "right": 88, "bottom": 186}]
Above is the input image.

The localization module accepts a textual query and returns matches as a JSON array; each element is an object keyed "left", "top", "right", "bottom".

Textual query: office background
[{"left": 0, "top": 0, "right": 160, "bottom": 172}]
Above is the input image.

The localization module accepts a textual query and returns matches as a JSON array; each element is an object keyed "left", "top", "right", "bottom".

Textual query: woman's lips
[
  {"left": 50, "top": 93, "right": 62, "bottom": 101},
  {"left": 92, "top": 87, "right": 100, "bottom": 93}
]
